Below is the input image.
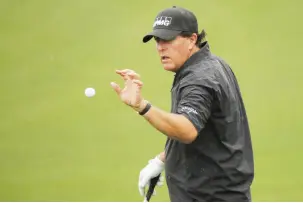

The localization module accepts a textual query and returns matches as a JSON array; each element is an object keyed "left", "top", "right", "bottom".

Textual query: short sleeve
[{"left": 176, "top": 81, "right": 213, "bottom": 133}]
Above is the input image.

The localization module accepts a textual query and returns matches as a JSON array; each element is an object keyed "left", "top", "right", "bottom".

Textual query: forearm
[{"left": 141, "top": 103, "right": 197, "bottom": 144}]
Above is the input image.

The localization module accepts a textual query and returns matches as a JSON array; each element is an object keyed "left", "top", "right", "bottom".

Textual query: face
[{"left": 155, "top": 35, "right": 196, "bottom": 72}]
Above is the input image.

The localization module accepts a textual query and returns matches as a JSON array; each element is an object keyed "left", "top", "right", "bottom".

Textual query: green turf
[{"left": 0, "top": 0, "right": 302, "bottom": 201}]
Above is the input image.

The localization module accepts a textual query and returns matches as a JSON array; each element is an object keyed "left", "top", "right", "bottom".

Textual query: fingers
[
  {"left": 124, "top": 78, "right": 143, "bottom": 91},
  {"left": 157, "top": 176, "right": 164, "bottom": 186},
  {"left": 116, "top": 69, "right": 140, "bottom": 80},
  {"left": 138, "top": 178, "right": 145, "bottom": 196},
  {"left": 128, "top": 72, "right": 140, "bottom": 80},
  {"left": 139, "top": 176, "right": 163, "bottom": 197},
  {"left": 139, "top": 174, "right": 152, "bottom": 197},
  {"left": 133, "top": 79, "right": 143, "bottom": 88},
  {"left": 139, "top": 172, "right": 146, "bottom": 196},
  {"left": 139, "top": 182, "right": 158, "bottom": 197},
  {"left": 112, "top": 77, "right": 142, "bottom": 91},
  {"left": 110, "top": 82, "right": 121, "bottom": 95},
  {"left": 139, "top": 176, "right": 149, "bottom": 192},
  {"left": 139, "top": 185, "right": 145, "bottom": 197},
  {"left": 116, "top": 69, "right": 137, "bottom": 76},
  {"left": 114, "top": 70, "right": 142, "bottom": 90}
]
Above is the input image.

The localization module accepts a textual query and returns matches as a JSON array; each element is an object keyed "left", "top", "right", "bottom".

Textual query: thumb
[{"left": 110, "top": 82, "right": 121, "bottom": 95}]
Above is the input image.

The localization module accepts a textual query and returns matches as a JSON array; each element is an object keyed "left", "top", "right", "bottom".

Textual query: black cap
[{"left": 143, "top": 6, "right": 198, "bottom": 43}]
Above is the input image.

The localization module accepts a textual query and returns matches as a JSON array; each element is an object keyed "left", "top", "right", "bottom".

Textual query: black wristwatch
[{"left": 139, "top": 103, "right": 152, "bottom": 115}]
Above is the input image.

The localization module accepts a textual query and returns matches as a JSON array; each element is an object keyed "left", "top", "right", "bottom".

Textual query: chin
[{"left": 162, "top": 64, "right": 177, "bottom": 72}]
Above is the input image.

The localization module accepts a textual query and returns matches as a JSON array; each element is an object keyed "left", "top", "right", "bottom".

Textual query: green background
[{"left": 0, "top": 0, "right": 302, "bottom": 201}]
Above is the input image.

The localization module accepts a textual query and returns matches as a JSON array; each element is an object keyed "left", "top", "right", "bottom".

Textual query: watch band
[{"left": 139, "top": 103, "right": 152, "bottom": 115}]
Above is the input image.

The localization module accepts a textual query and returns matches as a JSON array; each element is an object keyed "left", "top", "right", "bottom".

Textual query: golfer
[{"left": 111, "top": 6, "right": 254, "bottom": 202}]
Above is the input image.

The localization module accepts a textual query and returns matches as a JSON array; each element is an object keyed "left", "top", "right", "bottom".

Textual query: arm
[
  {"left": 138, "top": 81, "right": 213, "bottom": 144},
  {"left": 139, "top": 100, "right": 198, "bottom": 144},
  {"left": 111, "top": 70, "right": 212, "bottom": 144}
]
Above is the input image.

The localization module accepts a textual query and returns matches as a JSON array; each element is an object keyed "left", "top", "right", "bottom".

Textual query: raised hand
[{"left": 110, "top": 69, "right": 146, "bottom": 112}]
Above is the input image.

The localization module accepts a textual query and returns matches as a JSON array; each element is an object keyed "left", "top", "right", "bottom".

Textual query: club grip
[{"left": 145, "top": 174, "right": 161, "bottom": 202}]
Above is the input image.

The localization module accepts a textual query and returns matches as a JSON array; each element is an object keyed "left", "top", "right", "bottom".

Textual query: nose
[{"left": 156, "top": 40, "right": 166, "bottom": 52}]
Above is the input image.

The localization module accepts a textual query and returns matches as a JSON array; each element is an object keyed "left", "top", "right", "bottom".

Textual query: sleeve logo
[{"left": 180, "top": 106, "right": 198, "bottom": 115}]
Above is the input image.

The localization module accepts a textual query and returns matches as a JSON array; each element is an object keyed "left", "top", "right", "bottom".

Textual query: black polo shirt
[{"left": 164, "top": 42, "right": 254, "bottom": 202}]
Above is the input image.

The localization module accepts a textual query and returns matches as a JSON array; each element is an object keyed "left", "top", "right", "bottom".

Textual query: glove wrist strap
[{"left": 154, "top": 155, "right": 165, "bottom": 167}]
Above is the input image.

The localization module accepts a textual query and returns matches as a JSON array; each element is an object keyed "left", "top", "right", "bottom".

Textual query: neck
[
  {"left": 173, "top": 46, "right": 201, "bottom": 73},
  {"left": 188, "top": 46, "right": 200, "bottom": 58}
]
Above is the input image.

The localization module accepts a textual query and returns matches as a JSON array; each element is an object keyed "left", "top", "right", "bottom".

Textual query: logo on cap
[{"left": 153, "top": 16, "right": 172, "bottom": 27}]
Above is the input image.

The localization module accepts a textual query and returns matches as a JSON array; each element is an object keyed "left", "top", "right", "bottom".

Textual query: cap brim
[{"left": 142, "top": 29, "right": 182, "bottom": 43}]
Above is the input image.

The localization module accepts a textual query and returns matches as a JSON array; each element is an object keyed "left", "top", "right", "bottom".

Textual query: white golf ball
[{"left": 85, "top": 87, "right": 96, "bottom": 97}]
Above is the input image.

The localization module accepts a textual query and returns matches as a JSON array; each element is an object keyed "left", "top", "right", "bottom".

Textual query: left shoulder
[{"left": 180, "top": 57, "right": 226, "bottom": 89}]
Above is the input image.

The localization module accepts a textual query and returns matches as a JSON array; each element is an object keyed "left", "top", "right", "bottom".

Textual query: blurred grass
[{"left": 0, "top": 0, "right": 302, "bottom": 201}]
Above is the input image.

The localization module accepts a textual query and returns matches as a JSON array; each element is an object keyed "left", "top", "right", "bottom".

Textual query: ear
[{"left": 188, "top": 33, "right": 198, "bottom": 50}]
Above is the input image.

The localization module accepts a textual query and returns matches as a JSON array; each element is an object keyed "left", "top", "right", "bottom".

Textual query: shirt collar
[{"left": 174, "top": 41, "right": 211, "bottom": 81}]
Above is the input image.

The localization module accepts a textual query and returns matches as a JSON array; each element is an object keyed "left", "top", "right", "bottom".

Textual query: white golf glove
[{"left": 138, "top": 155, "right": 165, "bottom": 197}]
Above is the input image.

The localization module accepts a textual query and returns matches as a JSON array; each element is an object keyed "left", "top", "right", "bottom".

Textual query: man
[{"left": 110, "top": 6, "right": 254, "bottom": 202}]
